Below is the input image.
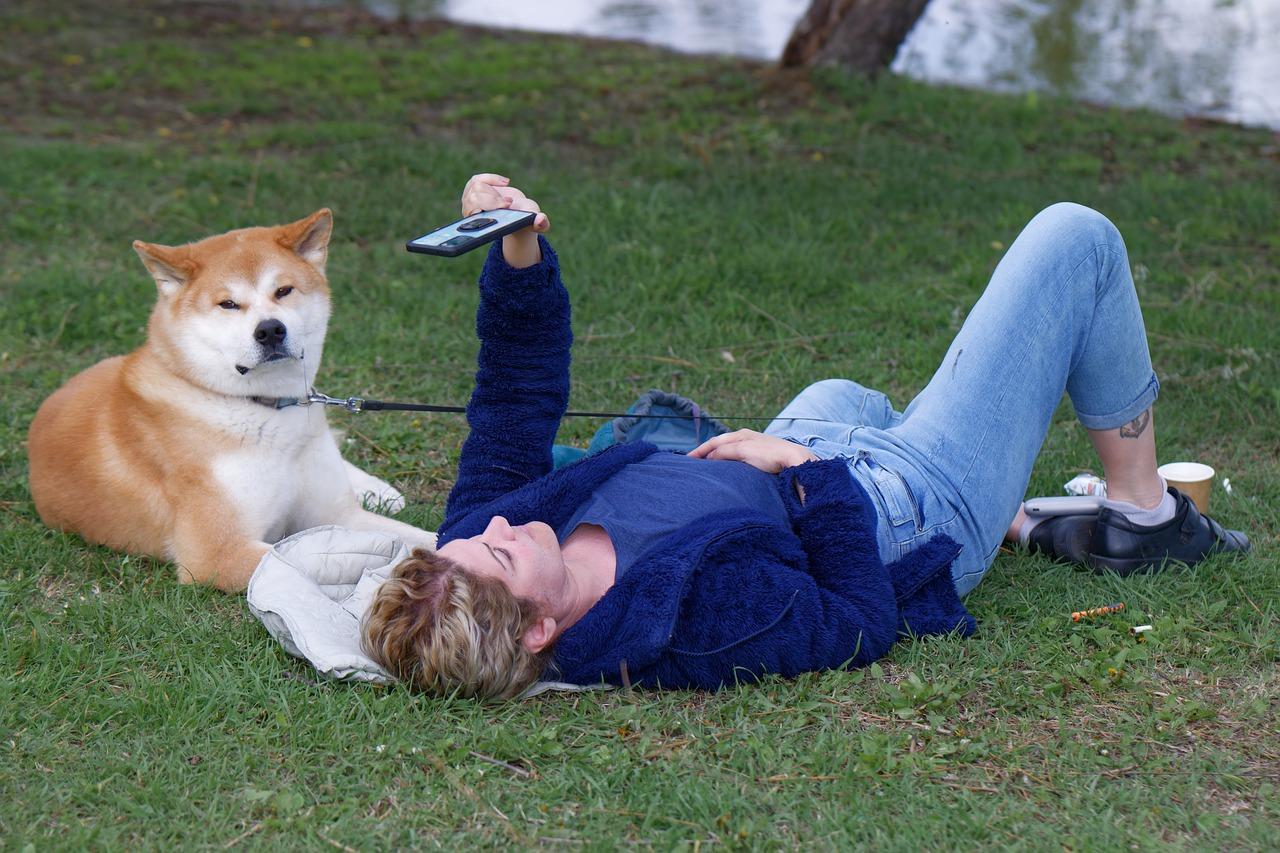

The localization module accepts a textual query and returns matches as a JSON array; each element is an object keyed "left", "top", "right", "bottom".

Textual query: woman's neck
[{"left": 556, "top": 523, "right": 617, "bottom": 634}]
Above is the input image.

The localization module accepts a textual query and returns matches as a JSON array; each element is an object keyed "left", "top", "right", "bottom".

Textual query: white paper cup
[{"left": 1158, "top": 462, "right": 1215, "bottom": 514}]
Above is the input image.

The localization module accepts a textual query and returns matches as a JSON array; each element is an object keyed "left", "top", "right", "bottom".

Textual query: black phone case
[{"left": 405, "top": 211, "right": 536, "bottom": 258}]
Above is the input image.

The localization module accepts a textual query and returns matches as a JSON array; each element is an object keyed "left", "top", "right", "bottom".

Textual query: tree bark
[{"left": 780, "top": 0, "right": 932, "bottom": 75}]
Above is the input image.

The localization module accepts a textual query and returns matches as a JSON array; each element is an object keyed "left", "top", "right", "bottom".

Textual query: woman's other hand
[
  {"left": 688, "top": 430, "right": 819, "bottom": 474},
  {"left": 461, "top": 173, "right": 550, "bottom": 269}
]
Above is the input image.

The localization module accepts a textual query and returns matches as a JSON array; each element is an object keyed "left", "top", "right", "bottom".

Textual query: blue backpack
[{"left": 552, "top": 390, "right": 729, "bottom": 469}]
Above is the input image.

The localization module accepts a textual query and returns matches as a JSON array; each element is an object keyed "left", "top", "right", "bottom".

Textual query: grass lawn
[{"left": 2, "top": 0, "right": 1278, "bottom": 847}]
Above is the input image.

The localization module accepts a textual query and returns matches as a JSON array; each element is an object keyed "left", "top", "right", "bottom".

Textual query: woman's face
[{"left": 436, "top": 516, "right": 568, "bottom": 617}]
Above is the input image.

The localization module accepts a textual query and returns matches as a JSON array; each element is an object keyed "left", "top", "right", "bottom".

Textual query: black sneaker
[
  {"left": 1088, "top": 486, "right": 1251, "bottom": 576},
  {"left": 1027, "top": 513, "right": 1097, "bottom": 564}
]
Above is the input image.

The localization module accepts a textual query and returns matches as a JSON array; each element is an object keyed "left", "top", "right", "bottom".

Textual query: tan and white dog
[{"left": 28, "top": 210, "right": 436, "bottom": 591}]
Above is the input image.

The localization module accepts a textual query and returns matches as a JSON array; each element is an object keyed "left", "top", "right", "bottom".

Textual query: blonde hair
[{"left": 361, "top": 548, "right": 550, "bottom": 700}]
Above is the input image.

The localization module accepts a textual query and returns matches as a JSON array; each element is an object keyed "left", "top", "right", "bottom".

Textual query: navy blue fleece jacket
[{"left": 438, "top": 238, "right": 976, "bottom": 690}]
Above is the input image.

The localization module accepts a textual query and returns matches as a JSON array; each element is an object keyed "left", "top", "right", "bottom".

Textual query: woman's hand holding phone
[{"left": 460, "top": 173, "right": 550, "bottom": 269}]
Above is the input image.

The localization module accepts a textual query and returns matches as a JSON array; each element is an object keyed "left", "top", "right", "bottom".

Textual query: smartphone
[
  {"left": 1023, "top": 495, "right": 1105, "bottom": 517},
  {"left": 405, "top": 208, "right": 536, "bottom": 257}
]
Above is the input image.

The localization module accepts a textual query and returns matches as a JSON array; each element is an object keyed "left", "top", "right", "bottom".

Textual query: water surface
[{"left": 339, "top": 0, "right": 1280, "bottom": 129}]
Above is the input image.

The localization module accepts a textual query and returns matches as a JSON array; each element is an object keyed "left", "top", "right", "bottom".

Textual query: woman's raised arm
[{"left": 442, "top": 176, "right": 570, "bottom": 531}]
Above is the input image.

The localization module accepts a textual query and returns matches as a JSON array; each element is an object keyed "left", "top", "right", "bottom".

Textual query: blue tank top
[{"left": 556, "top": 452, "right": 789, "bottom": 579}]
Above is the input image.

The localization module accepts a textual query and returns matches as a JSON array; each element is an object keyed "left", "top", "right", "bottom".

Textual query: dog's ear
[
  {"left": 133, "top": 241, "right": 196, "bottom": 297},
  {"left": 278, "top": 208, "right": 333, "bottom": 275}
]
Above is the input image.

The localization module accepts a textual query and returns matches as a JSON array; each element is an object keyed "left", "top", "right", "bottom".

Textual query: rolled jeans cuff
[{"left": 1073, "top": 372, "right": 1160, "bottom": 431}]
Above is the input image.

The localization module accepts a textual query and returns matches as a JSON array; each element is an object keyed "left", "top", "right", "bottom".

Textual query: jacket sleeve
[{"left": 442, "top": 236, "right": 571, "bottom": 528}]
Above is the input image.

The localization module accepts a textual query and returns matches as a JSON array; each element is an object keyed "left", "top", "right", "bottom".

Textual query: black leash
[
  {"left": 304, "top": 390, "right": 780, "bottom": 421},
  {"left": 280, "top": 361, "right": 791, "bottom": 422}
]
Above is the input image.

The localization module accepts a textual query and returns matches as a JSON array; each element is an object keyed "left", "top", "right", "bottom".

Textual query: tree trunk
[{"left": 780, "top": 0, "right": 932, "bottom": 75}]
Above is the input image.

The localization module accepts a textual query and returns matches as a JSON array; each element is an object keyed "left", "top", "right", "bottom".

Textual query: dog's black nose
[{"left": 254, "top": 319, "right": 287, "bottom": 346}]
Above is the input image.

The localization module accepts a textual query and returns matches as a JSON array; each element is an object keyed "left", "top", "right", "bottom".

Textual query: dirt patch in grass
[{"left": 35, "top": 573, "right": 84, "bottom": 606}]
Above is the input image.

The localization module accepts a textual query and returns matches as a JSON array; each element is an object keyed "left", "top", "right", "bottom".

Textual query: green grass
[{"left": 2, "top": 0, "right": 1278, "bottom": 847}]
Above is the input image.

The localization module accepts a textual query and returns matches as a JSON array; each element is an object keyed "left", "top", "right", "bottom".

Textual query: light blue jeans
[{"left": 765, "top": 203, "right": 1160, "bottom": 596}]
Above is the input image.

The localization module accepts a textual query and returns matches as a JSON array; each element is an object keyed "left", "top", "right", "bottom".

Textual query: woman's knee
[{"left": 1026, "top": 202, "right": 1125, "bottom": 256}]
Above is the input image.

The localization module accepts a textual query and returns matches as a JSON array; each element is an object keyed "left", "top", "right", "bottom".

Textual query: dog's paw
[
  {"left": 358, "top": 484, "right": 406, "bottom": 515},
  {"left": 343, "top": 461, "right": 407, "bottom": 515}
]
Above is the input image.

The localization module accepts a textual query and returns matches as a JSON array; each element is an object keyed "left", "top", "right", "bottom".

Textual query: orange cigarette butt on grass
[{"left": 1071, "top": 602, "right": 1125, "bottom": 622}]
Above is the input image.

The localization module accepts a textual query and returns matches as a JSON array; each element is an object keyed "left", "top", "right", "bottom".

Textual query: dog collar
[
  {"left": 245, "top": 390, "right": 366, "bottom": 413},
  {"left": 249, "top": 395, "right": 303, "bottom": 409}
]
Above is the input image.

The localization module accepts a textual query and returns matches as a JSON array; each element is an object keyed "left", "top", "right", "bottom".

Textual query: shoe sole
[
  {"left": 1087, "top": 553, "right": 1171, "bottom": 576},
  {"left": 1089, "top": 542, "right": 1250, "bottom": 576}
]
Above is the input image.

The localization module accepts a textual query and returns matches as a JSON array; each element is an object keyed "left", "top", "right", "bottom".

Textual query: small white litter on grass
[{"left": 1223, "top": 478, "right": 1233, "bottom": 495}]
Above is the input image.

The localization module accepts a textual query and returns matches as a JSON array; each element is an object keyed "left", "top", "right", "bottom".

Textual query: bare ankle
[{"left": 1005, "top": 507, "right": 1029, "bottom": 543}]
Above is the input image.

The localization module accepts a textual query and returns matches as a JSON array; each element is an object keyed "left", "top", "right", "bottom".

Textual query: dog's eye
[
  {"left": 218, "top": 300, "right": 239, "bottom": 310},
  {"left": 274, "top": 286, "right": 294, "bottom": 300}
]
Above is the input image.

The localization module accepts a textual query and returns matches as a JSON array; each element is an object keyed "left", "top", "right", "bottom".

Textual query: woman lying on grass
[{"left": 363, "top": 173, "right": 1249, "bottom": 699}]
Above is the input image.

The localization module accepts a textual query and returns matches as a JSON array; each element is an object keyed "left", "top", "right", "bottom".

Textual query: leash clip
[{"left": 306, "top": 389, "right": 366, "bottom": 413}]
